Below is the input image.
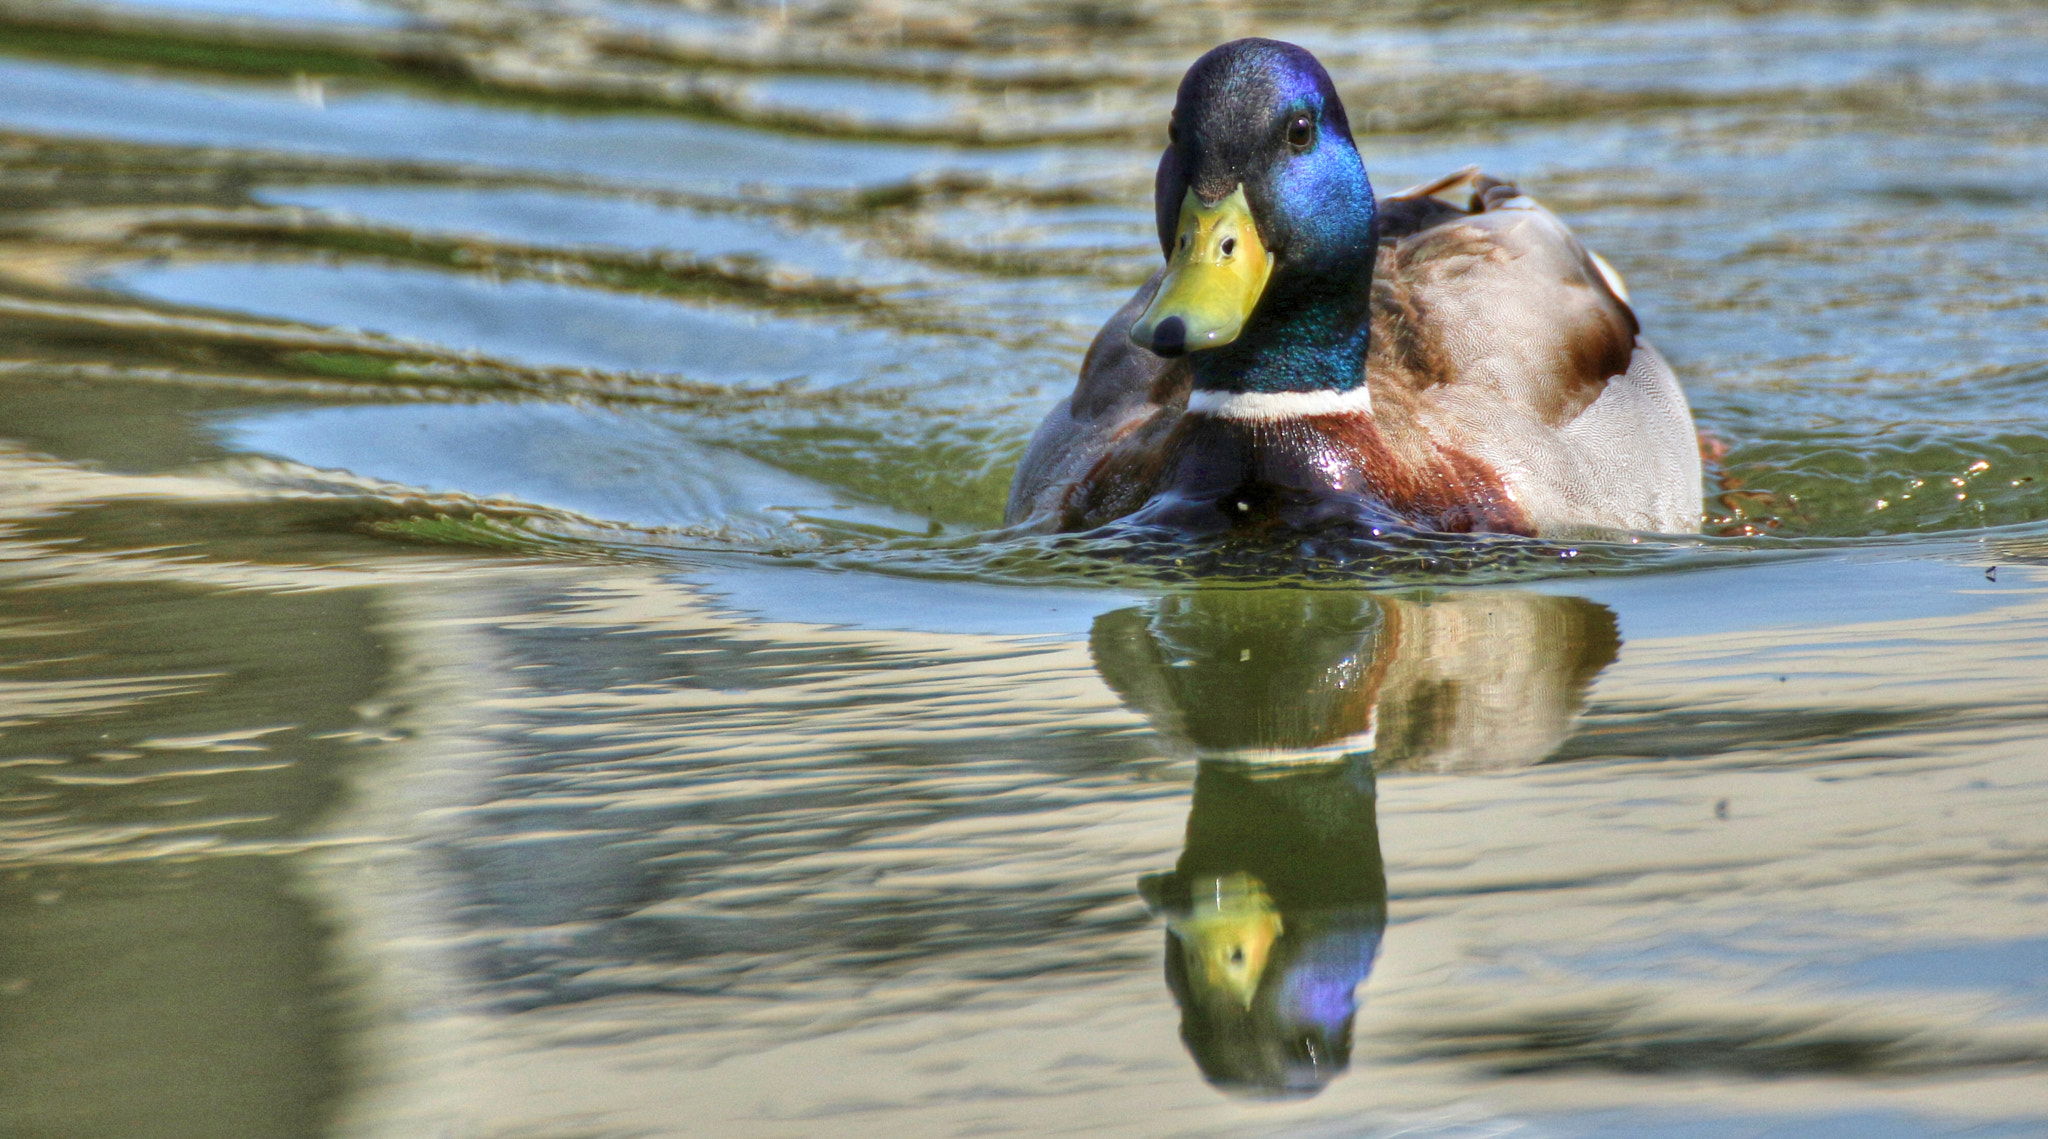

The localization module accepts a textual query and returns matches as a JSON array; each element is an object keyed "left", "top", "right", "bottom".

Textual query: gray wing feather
[
  {"left": 1005, "top": 269, "right": 1179, "bottom": 527},
  {"left": 1449, "top": 339, "right": 1703, "bottom": 535}
]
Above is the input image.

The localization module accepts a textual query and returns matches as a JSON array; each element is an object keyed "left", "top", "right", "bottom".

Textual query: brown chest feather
[{"left": 1058, "top": 411, "right": 1532, "bottom": 537}]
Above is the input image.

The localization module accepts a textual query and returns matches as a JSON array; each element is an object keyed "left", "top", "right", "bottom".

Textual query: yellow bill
[
  {"left": 1168, "top": 872, "right": 1283, "bottom": 1009},
  {"left": 1131, "top": 185, "right": 1273, "bottom": 357}
]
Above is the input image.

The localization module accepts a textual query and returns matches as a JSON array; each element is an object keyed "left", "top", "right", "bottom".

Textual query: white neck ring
[{"left": 1186, "top": 386, "right": 1375, "bottom": 421}]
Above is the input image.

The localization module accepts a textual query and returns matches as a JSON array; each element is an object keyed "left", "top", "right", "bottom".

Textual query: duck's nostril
[
  {"left": 1151, "top": 316, "right": 1187, "bottom": 357},
  {"left": 1220, "top": 237, "right": 1236, "bottom": 257}
]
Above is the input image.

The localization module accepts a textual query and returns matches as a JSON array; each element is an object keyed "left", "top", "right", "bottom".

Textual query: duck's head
[{"left": 1131, "top": 39, "right": 1377, "bottom": 394}]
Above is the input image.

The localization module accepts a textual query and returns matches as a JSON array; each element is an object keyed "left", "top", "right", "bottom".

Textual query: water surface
[{"left": 2, "top": 1, "right": 2048, "bottom": 1136}]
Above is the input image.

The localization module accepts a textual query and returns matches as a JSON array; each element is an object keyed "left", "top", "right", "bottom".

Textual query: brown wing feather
[{"left": 1369, "top": 177, "right": 1637, "bottom": 427}]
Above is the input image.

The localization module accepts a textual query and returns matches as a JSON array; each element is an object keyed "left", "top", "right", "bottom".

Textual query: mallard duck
[{"left": 1005, "top": 38, "right": 1702, "bottom": 538}]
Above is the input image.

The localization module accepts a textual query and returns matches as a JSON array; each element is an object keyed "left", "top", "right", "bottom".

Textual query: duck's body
[{"left": 1006, "top": 41, "right": 1700, "bottom": 539}]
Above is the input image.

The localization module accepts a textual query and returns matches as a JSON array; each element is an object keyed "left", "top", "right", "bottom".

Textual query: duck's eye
[{"left": 1286, "top": 114, "right": 1314, "bottom": 149}]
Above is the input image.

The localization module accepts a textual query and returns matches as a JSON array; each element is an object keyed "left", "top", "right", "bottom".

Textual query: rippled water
[{"left": 3, "top": 1, "right": 2048, "bottom": 1136}]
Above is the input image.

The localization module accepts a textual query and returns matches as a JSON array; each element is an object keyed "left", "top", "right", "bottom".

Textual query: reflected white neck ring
[{"left": 1195, "top": 726, "right": 1378, "bottom": 768}]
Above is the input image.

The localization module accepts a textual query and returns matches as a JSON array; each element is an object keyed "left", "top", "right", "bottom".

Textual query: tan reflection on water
[{"left": 1093, "top": 588, "right": 1618, "bottom": 773}]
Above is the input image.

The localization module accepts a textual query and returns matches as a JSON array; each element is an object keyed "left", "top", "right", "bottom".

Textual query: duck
[{"left": 1005, "top": 38, "right": 1702, "bottom": 539}]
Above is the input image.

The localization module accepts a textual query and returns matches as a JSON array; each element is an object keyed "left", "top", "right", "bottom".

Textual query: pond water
[{"left": 3, "top": 1, "right": 2048, "bottom": 1136}]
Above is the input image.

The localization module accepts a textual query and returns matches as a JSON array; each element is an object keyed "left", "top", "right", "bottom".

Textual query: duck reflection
[
  {"left": 1094, "top": 587, "right": 1618, "bottom": 1096},
  {"left": 1136, "top": 757, "right": 1383, "bottom": 1096}
]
